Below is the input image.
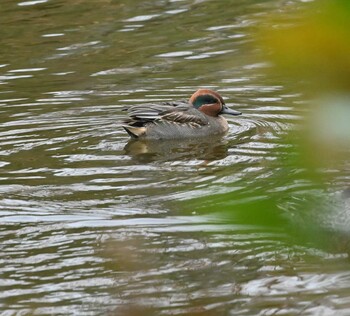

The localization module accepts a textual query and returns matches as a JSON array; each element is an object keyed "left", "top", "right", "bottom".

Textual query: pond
[{"left": 1, "top": 0, "right": 350, "bottom": 315}]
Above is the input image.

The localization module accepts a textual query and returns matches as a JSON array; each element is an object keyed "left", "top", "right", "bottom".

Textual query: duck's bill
[{"left": 220, "top": 105, "right": 242, "bottom": 116}]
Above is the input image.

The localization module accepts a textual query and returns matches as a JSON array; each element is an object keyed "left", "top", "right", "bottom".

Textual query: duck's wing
[
  {"left": 160, "top": 109, "right": 208, "bottom": 127},
  {"left": 123, "top": 101, "right": 208, "bottom": 127}
]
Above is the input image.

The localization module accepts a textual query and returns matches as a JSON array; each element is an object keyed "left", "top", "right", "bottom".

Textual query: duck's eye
[{"left": 192, "top": 94, "right": 220, "bottom": 108}]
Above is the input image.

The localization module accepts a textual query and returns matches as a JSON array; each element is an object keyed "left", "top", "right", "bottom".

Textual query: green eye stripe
[{"left": 192, "top": 94, "right": 219, "bottom": 108}]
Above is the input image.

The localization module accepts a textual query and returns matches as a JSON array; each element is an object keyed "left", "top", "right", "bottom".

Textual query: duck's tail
[{"left": 122, "top": 126, "right": 146, "bottom": 138}]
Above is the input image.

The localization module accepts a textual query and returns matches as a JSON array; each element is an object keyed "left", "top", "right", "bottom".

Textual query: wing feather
[
  {"left": 161, "top": 111, "right": 207, "bottom": 126},
  {"left": 123, "top": 100, "right": 207, "bottom": 127}
]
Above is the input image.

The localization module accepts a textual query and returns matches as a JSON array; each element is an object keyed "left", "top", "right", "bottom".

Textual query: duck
[{"left": 122, "top": 89, "right": 241, "bottom": 139}]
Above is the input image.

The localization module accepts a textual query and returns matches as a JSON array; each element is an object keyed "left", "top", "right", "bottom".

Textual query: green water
[{"left": 1, "top": 0, "right": 350, "bottom": 315}]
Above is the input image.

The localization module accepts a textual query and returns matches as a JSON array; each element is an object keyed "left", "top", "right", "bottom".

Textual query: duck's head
[{"left": 189, "top": 89, "right": 242, "bottom": 117}]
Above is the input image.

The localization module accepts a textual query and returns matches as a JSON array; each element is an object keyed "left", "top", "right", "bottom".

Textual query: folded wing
[{"left": 123, "top": 101, "right": 208, "bottom": 127}]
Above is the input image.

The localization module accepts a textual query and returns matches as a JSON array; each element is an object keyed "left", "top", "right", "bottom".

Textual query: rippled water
[{"left": 1, "top": 0, "right": 350, "bottom": 315}]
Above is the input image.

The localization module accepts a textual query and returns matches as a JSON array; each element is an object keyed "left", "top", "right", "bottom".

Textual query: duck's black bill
[{"left": 220, "top": 105, "right": 242, "bottom": 116}]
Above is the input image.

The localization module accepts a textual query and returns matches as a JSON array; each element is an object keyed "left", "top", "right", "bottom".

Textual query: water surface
[{"left": 1, "top": 0, "right": 350, "bottom": 315}]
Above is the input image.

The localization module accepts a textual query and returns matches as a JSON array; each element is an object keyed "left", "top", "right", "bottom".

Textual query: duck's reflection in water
[{"left": 124, "top": 136, "right": 231, "bottom": 163}]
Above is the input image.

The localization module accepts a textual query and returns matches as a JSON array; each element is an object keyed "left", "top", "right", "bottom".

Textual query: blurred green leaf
[{"left": 260, "top": 0, "right": 350, "bottom": 92}]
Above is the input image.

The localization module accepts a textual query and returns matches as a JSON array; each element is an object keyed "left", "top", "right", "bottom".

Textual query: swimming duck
[{"left": 122, "top": 89, "right": 241, "bottom": 139}]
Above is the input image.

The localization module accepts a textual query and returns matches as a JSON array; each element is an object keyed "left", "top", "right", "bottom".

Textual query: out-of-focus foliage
[
  {"left": 259, "top": 0, "right": 350, "bottom": 171},
  {"left": 260, "top": 0, "right": 350, "bottom": 92}
]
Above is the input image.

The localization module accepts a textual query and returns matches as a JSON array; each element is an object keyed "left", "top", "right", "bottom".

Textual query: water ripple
[{"left": 0, "top": 0, "right": 348, "bottom": 314}]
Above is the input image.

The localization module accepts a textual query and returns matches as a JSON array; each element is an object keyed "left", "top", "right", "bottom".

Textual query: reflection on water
[
  {"left": 124, "top": 136, "right": 233, "bottom": 162},
  {"left": 0, "top": 0, "right": 350, "bottom": 315}
]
